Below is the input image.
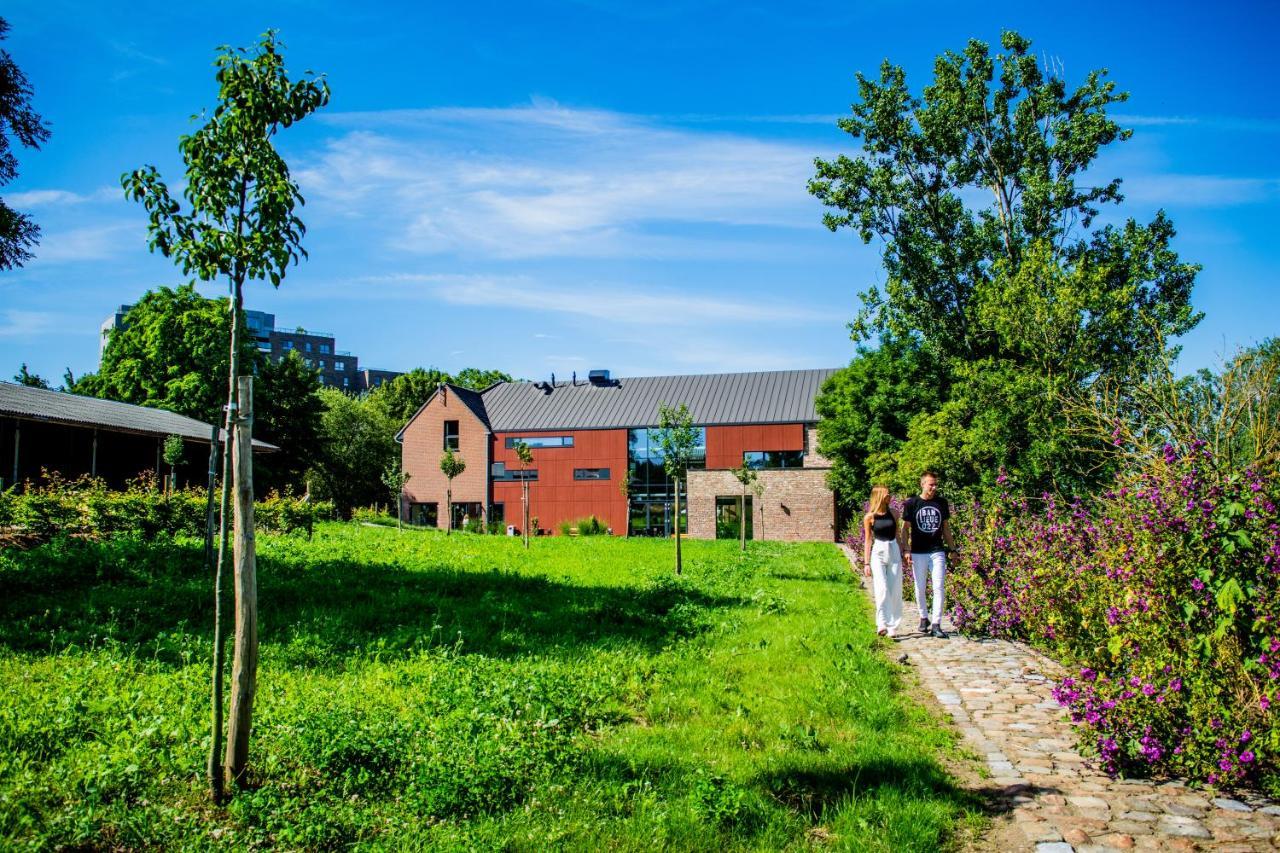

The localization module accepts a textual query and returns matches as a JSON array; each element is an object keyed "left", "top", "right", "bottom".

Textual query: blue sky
[{"left": 3, "top": 0, "right": 1278, "bottom": 384}]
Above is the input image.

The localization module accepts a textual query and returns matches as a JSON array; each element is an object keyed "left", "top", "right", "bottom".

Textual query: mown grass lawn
[{"left": 0, "top": 524, "right": 983, "bottom": 850}]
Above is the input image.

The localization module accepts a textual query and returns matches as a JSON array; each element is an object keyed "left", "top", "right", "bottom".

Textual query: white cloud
[
  {"left": 0, "top": 310, "right": 56, "bottom": 340},
  {"left": 33, "top": 223, "right": 137, "bottom": 263},
  {"left": 300, "top": 102, "right": 824, "bottom": 259},
  {"left": 7, "top": 187, "right": 116, "bottom": 208},
  {"left": 1122, "top": 175, "right": 1279, "bottom": 208},
  {"left": 366, "top": 272, "right": 829, "bottom": 326}
]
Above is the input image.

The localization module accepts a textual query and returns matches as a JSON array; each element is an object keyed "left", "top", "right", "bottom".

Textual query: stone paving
[{"left": 839, "top": 545, "right": 1280, "bottom": 852}]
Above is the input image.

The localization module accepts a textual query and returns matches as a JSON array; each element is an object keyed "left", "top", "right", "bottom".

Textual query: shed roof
[{"left": 0, "top": 381, "right": 277, "bottom": 449}]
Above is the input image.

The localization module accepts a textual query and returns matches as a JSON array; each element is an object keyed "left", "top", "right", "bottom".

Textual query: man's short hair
[{"left": 920, "top": 470, "right": 939, "bottom": 481}]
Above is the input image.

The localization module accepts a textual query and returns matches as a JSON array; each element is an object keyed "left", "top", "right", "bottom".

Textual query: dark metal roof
[
  {"left": 475, "top": 368, "right": 840, "bottom": 432},
  {"left": 0, "top": 381, "right": 278, "bottom": 450}
]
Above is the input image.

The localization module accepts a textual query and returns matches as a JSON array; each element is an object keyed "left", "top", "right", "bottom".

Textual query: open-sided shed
[{"left": 0, "top": 381, "right": 276, "bottom": 490}]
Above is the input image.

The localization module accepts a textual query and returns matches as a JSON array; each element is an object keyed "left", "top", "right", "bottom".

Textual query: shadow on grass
[
  {"left": 0, "top": 536, "right": 742, "bottom": 663},
  {"left": 756, "top": 758, "right": 1007, "bottom": 821}
]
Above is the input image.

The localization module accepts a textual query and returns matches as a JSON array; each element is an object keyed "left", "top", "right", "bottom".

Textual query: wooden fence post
[{"left": 224, "top": 376, "right": 258, "bottom": 786}]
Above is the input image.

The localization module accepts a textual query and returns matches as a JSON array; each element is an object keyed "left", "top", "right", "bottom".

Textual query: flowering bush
[{"left": 948, "top": 446, "right": 1280, "bottom": 792}]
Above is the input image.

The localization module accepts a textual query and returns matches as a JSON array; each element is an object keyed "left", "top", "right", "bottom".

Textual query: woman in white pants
[{"left": 862, "top": 485, "right": 902, "bottom": 637}]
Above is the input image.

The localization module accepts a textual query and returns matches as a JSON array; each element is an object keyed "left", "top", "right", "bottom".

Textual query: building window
[
  {"left": 743, "top": 450, "right": 804, "bottom": 470},
  {"left": 489, "top": 503, "right": 505, "bottom": 524},
  {"left": 334, "top": 360, "right": 344, "bottom": 371},
  {"left": 343, "top": 377, "right": 350, "bottom": 388},
  {"left": 320, "top": 343, "right": 331, "bottom": 354},
  {"left": 443, "top": 420, "right": 459, "bottom": 451},
  {"left": 574, "top": 468, "right": 610, "bottom": 480},
  {"left": 304, "top": 358, "right": 312, "bottom": 367},
  {"left": 257, "top": 341, "right": 271, "bottom": 351},
  {"left": 304, "top": 342, "right": 312, "bottom": 352},
  {"left": 504, "top": 435, "right": 574, "bottom": 449},
  {"left": 318, "top": 359, "right": 326, "bottom": 370},
  {"left": 492, "top": 463, "right": 537, "bottom": 481},
  {"left": 715, "top": 496, "right": 753, "bottom": 540},
  {"left": 410, "top": 502, "right": 438, "bottom": 527},
  {"left": 283, "top": 341, "right": 293, "bottom": 350},
  {"left": 451, "top": 502, "right": 484, "bottom": 530}
]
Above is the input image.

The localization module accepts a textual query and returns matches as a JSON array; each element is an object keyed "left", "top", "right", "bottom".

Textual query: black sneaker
[
  {"left": 930, "top": 625, "right": 949, "bottom": 639},
  {"left": 918, "top": 618, "right": 930, "bottom": 633}
]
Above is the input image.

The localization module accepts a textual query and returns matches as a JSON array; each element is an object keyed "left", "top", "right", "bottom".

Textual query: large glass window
[
  {"left": 505, "top": 435, "right": 574, "bottom": 449},
  {"left": 626, "top": 426, "right": 704, "bottom": 535},
  {"left": 491, "top": 462, "right": 537, "bottom": 481},
  {"left": 743, "top": 450, "right": 805, "bottom": 470},
  {"left": 444, "top": 420, "right": 459, "bottom": 451},
  {"left": 574, "top": 468, "right": 610, "bottom": 480}
]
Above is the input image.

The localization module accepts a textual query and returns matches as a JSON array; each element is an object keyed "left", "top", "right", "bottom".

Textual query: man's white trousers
[{"left": 911, "top": 549, "right": 948, "bottom": 625}]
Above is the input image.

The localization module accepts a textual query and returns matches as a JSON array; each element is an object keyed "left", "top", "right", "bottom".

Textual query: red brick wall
[
  {"left": 401, "top": 390, "right": 489, "bottom": 528},
  {"left": 491, "top": 428, "right": 628, "bottom": 535},
  {"left": 705, "top": 423, "right": 805, "bottom": 469}
]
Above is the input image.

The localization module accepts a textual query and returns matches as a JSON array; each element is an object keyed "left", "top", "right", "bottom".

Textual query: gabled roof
[
  {"left": 397, "top": 368, "right": 839, "bottom": 438},
  {"left": 394, "top": 382, "right": 493, "bottom": 441},
  {"left": 0, "top": 381, "right": 277, "bottom": 450}
]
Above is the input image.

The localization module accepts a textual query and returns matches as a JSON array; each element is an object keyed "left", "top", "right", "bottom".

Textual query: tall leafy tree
[
  {"left": 0, "top": 17, "right": 50, "bottom": 270},
  {"left": 311, "top": 388, "right": 398, "bottom": 516},
  {"left": 810, "top": 32, "right": 1200, "bottom": 497},
  {"left": 89, "top": 285, "right": 256, "bottom": 422},
  {"left": 369, "top": 367, "right": 451, "bottom": 426},
  {"left": 12, "top": 363, "right": 49, "bottom": 389},
  {"left": 452, "top": 367, "right": 513, "bottom": 391},
  {"left": 254, "top": 350, "right": 324, "bottom": 496},
  {"left": 122, "top": 31, "right": 328, "bottom": 800}
]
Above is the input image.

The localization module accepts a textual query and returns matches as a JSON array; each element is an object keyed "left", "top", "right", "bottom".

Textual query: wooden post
[
  {"left": 224, "top": 376, "right": 258, "bottom": 787},
  {"left": 674, "top": 478, "right": 682, "bottom": 575},
  {"left": 11, "top": 422, "right": 19, "bottom": 489}
]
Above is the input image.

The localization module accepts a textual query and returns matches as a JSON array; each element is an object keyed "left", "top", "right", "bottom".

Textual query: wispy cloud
[
  {"left": 1117, "top": 114, "right": 1280, "bottom": 133},
  {"left": 301, "top": 101, "right": 824, "bottom": 259},
  {"left": 0, "top": 310, "right": 56, "bottom": 340},
  {"left": 7, "top": 187, "right": 117, "bottom": 208},
  {"left": 365, "top": 272, "right": 829, "bottom": 326},
  {"left": 33, "top": 223, "right": 136, "bottom": 263},
  {"left": 1122, "top": 175, "right": 1280, "bottom": 208}
]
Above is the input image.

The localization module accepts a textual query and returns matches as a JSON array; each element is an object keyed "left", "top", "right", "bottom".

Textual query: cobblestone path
[{"left": 839, "top": 545, "right": 1280, "bottom": 852}]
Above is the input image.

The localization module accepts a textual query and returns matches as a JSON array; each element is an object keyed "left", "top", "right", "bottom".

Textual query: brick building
[{"left": 396, "top": 368, "right": 839, "bottom": 541}]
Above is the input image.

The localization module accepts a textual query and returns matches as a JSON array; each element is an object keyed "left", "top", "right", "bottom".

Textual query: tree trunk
[
  {"left": 446, "top": 485, "right": 452, "bottom": 536},
  {"left": 522, "top": 480, "right": 529, "bottom": 549},
  {"left": 674, "top": 478, "right": 682, "bottom": 576},
  {"left": 740, "top": 488, "right": 747, "bottom": 552},
  {"left": 224, "top": 376, "right": 258, "bottom": 787}
]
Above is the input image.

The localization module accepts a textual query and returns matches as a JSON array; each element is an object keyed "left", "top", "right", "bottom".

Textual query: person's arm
[
  {"left": 862, "top": 514, "right": 874, "bottom": 576},
  {"left": 943, "top": 519, "right": 956, "bottom": 552},
  {"left": 899, "top": 502, "right": 912, "bottom": 565}
]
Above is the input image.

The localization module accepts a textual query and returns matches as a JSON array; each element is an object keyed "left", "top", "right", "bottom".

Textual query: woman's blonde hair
[{"left": 867, "top": 485, "right": 891, "bottom": 514}]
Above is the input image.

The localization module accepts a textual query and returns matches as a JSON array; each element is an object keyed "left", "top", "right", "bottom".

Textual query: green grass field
[{"left": 0, "top": 524, "right": 983, "bottom": 850}]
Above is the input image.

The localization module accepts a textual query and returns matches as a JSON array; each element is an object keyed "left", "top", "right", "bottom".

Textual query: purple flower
[
  {"left": 1240, "top": 751, "right": 1255, "bottom": 764},
  {"left": 1191, "top": 578, "right": 1205, "bottom": 592}
]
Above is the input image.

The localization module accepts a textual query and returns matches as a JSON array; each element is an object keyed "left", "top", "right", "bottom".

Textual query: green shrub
[
  {"left": 948, "top": 446, "right": 1280, "bottom": 791},
  {"left": 1, "top": 474, "right": 331, "bottom": 541}
]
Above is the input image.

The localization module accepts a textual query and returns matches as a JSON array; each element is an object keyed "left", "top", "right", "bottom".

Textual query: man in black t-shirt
[{"left": 901, "top": 471, "right": 955, "bottom": 638}]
